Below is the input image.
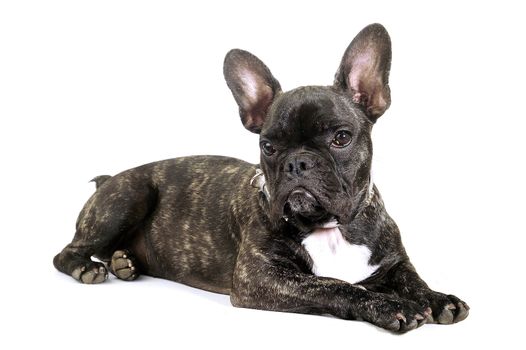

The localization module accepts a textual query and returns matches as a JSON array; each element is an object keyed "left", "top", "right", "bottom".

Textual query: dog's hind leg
[
  {"left": 53, "top": 173, "right": 157, "bottom": 284},
  {"left": 53, "top": 244, "right": 108, "bottom": 284}
]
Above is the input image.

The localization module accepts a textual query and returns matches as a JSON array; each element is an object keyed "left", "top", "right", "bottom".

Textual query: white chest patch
[{"left": 301, "top": 227, "right": 379, "bottom": 284}]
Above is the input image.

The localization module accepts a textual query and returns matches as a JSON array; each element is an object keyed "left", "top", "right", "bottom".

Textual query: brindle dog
[{"left": 54, "top": 23, "right": 469, "bottom": 333}]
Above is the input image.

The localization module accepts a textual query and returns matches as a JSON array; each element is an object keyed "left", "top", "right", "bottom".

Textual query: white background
[{"left": 1, "top": 0, "right": 525, "bottom": 348}]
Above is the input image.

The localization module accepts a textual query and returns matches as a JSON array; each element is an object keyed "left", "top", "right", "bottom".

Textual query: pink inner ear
[
  {"left": 238, "top": 68, "right": 273, "bottom": 109},
  {"left": 348, "top": 49, "right": 379, "bottom": 93},
  {"left": 347, "top": 49, "right": 388, "bottom": 117},
  {"left": 237, "top": 67, "right": 274, "bottom": 132},
  {"left": 239, "top": 68, "right": 261, "bottom": 106}
]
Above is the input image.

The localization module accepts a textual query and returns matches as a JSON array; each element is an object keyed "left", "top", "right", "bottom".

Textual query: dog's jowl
[{"left": 54, "top": 23, "right": 469, "bottom": 333}]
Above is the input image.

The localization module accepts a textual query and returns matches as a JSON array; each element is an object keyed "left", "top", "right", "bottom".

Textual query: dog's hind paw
[
  {"left": 110, "top": 250, "right": 139, "bottom": 281},
  {"left": 72, "top": 262, "right": 108, "bottom": 284}
]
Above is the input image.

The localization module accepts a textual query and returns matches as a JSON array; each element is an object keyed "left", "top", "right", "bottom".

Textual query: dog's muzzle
[
  {"left": 283, "top": 187, "right": 334, "bottom": 225},
  {"left": 286, "top": 188, "right": 319, "bottom": 215}
]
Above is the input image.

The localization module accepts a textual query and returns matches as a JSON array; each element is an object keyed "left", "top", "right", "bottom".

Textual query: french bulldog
[{"left": 54, "top": 23, "right": 469, "bottom": 333}]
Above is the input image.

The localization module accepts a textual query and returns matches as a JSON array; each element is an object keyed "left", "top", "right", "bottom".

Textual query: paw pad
[
  {"left": 72, "top": 262, "right": 108, "bottom": 284},
  {"left": 110, "top": 250, "right": 139, "bottom": 281}
]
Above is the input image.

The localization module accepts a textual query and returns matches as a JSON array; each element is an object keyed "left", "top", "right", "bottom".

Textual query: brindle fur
[{"left": 54, "top": 24, "right": 468, "bottom": 333}]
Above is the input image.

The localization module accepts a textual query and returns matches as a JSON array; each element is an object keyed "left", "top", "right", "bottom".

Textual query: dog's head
[{"left": 224, "top": 24, "right": 392, "bottom": 232}]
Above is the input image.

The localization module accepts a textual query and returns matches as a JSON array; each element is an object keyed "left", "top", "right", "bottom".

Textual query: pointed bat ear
[
  {"left": 334, "top": 23, "right": 392, "bottom": 122},
  {"left": 224, "top": 49, "right": 281, "bottom": 134}
]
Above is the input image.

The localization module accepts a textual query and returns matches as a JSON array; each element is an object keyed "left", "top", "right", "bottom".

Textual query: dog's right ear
[{"left": 224, "top": 49, "right": 281, "bottom": 134}]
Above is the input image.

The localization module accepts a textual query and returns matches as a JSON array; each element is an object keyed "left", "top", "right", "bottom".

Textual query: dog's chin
[
  {"left": 280, "top": 187, "right": 341, "bottom": 233},
  {"left": 283, "top": 204, "right": 337, "bottom": 231}
]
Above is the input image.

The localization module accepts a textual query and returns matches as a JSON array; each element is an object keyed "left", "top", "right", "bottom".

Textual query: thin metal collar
[{"left": 250, "top": 168, "right": 271, "bottom": 201}]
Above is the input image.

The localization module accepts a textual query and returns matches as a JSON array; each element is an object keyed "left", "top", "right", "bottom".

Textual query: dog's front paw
[
  {"left": 363, "top": 297, "right": 429, "bottom": 333},
  {"left": 422, "top": 291, "right": 469, "bottom": 324}
]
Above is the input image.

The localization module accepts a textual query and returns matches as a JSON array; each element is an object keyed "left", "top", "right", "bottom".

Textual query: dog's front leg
[
  {"left": 231, "top": 239, "right": 428, "bottom": 333},
  {"left": 371, "top": 261, "right": 470, "bottom": 324}
]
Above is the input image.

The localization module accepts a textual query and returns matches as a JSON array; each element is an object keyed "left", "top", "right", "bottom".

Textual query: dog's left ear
[
  {"left": 224, "top": 49, "right": 281, "bottom": 134},
  {"left": 334, "top": 23, "right": 392, "bottom": 122}
]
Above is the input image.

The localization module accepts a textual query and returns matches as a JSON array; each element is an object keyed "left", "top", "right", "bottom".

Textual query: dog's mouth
[{"left": 282, "top": 187, "right": 339, "bottom": 231}]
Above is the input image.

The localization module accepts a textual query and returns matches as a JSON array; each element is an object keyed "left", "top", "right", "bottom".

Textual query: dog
[{"left": 54, "top": 23, "right": 469, "bottom": 333}]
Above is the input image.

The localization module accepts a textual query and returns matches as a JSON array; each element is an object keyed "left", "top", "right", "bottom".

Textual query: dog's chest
[{"left": 301, "top": 227, "right": 378, "bottom": 284}]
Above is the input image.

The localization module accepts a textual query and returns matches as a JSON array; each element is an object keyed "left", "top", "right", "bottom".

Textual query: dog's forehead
[{"left": 262, "top": 86, "right": 366, "bottom": 140}]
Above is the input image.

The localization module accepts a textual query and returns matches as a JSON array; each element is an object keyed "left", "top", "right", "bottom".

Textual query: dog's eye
[
  {"left": 260, "top": 141, "right": 276, "bottom": 156},
  {"left": 331, "top": 130, "right": 352, "bottom": 148}
]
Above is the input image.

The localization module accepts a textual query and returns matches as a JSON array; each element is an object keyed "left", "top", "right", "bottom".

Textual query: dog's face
[
  {"left": 258, "top": 87, "right": 375, "bottom": 231},
  {"left": 224, "top": 24, "right": 392, "bottom": 232}
]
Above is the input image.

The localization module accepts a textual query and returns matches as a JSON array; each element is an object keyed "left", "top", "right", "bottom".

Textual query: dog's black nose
[{"left": 285, "top": 154, "right": 315, "bottom": 176}]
